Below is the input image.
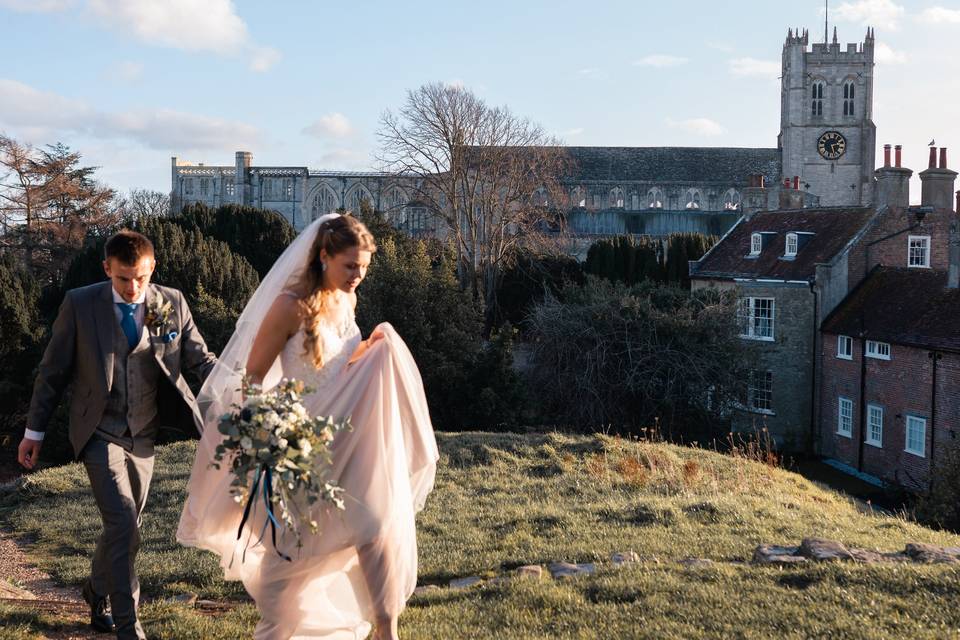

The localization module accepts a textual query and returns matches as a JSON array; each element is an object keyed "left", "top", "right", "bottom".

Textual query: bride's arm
[{"left": 246, "top": 294, "right": 302, "bottom": 385}]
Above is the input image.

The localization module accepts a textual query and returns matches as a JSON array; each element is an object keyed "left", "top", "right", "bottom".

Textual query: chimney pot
[
  {"left": 895, "top": 145, "right": 903, "bottom": 168},
  {"left": 941, "top": 147, "right": 949, "bottom": 169},
  {"left": 929, "top": 146, "right": 938, "bottom": 169},
  {"left": 883, "top": 144, "right": 891, "bottom": 167}
]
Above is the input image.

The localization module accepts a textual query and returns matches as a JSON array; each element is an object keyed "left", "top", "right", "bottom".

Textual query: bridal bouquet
[{"left": 211, "top": 378, "right": 352, "bottom": 556}]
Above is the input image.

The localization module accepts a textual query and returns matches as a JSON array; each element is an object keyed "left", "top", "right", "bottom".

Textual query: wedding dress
[{"left": 177, "top": 215, "right": 439, "bottom": 639}]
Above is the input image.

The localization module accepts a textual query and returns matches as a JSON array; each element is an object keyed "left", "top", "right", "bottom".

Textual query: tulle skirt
[{"left": 177, "top": 324, "right": 439, "bottom": 639}]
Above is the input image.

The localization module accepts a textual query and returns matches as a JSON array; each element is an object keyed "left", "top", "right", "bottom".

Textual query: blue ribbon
[{"left": 235, "top": 464, "right": 292, "bottom": 563}]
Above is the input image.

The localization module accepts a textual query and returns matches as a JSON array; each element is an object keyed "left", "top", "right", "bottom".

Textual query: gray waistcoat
[{"left": 98, "top": 320, "right": 162, "bottom": 442}]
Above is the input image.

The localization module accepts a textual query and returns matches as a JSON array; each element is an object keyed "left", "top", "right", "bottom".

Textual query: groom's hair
[{"left": 104, "top": 229, "right": 155, "bottom": 265}]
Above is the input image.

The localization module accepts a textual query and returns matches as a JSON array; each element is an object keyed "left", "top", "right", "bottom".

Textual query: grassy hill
[{"left": 3, "top": 432, "right": 960, "bottom": 639}]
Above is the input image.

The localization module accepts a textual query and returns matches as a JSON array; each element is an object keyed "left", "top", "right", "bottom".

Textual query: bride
[{"left": 177, "top": 213, "right": 439, "bottom": 640}]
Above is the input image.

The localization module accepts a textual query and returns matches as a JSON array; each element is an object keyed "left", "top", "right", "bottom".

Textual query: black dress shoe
[{"left": 81, "top": 579, "right": 116, "bottom": 633}]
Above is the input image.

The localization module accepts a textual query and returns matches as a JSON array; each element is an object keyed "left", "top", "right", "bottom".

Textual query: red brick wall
[
  {"left": 846, "top": 206, "right": 957, "bottom": 292},
  {"left": 819, "top": 332, "right": 960, "bottom": 491}
]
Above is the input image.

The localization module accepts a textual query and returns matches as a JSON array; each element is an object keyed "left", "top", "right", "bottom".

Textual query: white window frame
[
  {"left": 738, "top": 297, "right": 775, "bottom": 341},
  {"left": 837, "top": 397, "right": 853, "bottom": 437},
  {"left": 836, "top": 335, "right": 853, "bottom": 360},
  {"left": 747, "top": 370, "right": 773, "bottom": 413},
  {"left": 750, "top": 233, "right": 762, "bottom": 256},
  {"left": 908, "top": 235, "right": 931, "bottom": 268},
  {"left": 866, "top": 404, "right": 883, "bottom": 447},
  {"left": 905, "top": 415, "right": 926, "bottom": 457},
  {"left": 785, "top": 233, "right": 798, "bottom": 257},
  {"left": 866, "top": 340, "right": 891, "bottom": 360}
]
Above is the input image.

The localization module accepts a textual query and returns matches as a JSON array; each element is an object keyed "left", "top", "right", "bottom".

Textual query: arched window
[
  {"left": 685, "top": 189, "right": 702, "bottom": 209},
  {"left": 647, "top": 187, "right": 663, "bottom": 209},
  {"left": 389, "top": 187, "right": 407, "bottom": 209},
  {"left": 811, "top": 81, "right": 824, "bottom": 117},
  {"left": 571, "top": 186, "right": 585, "bottom": 208},
  {"left": 348, "top": 185, "right": 373, "bottom": 211},
  {"left": 723, "top": 188, "right": 741, "bottom": 211},
  {"left": 311, "top": 186, "right": 338, "bottom": 220},
  {"left": 609, "top": 187, "right": 624, "bottom": 208},
  {"left": 532, "top": 187, "right": 549, "bottom": 207},
  {"left": 843, "top": 81, "right": 855, "bottom": 116}
]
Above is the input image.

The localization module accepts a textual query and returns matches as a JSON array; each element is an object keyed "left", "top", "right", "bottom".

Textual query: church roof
[
  {"left": 563, "top": 147, "right": 781, "bottom": 185},
  {"left": 822, "top": 267, "right": 960, "bottom": 353},
  {"left": 691, "top": 206, "right": 875, "bottom": 281}
]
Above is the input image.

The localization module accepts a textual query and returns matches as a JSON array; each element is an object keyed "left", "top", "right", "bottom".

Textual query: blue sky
[{"left": 0, "top": 0, "right": 956, "bottom": 199}]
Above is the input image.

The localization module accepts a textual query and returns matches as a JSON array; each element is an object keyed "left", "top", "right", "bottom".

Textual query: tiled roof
[
  {"left": 563, "top": 147, "right": 781, "bottom": 184},
  {"left": 821, "top": 267, "right": 960, "bottom": 352},
  {"left": 691, "top": 207, "right": 875, "bottom": 281}
]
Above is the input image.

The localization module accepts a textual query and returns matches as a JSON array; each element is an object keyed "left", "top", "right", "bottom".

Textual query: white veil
[{"left": 195, "top": 213, "right": 341, "bottom": 426}]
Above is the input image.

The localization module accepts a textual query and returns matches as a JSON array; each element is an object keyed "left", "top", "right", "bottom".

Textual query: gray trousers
[{"left": 81, "top": 435, "right": 155, "bottom": 640}]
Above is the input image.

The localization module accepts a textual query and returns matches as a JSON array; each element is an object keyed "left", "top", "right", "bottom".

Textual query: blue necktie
[{"left": 117, "top": 303, "right": 139, "bottom": 348}]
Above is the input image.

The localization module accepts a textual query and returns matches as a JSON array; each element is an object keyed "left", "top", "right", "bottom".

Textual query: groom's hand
[{"left": 17, "top": 437, "right": 42, "bottom": 470}]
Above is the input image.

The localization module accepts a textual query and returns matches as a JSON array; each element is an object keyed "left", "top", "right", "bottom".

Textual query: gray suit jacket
[{"left": 27, "top": 281, "right": 217, "bottom": 458}]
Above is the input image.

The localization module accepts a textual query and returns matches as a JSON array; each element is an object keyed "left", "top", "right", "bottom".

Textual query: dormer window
[
  {"left": 750, "top": 233, "right": 762, "bottom": 255},
  {"left": 785, "top": 233, "right": 798, "bottom": 257}
]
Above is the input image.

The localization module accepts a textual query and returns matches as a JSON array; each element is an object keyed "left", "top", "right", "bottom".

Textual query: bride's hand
[
  {"left": 348, "top": 328, "right": 385, "bottom": 364},
  {"left": 368, "top": 327, "right": 385, "bottom": 346}
]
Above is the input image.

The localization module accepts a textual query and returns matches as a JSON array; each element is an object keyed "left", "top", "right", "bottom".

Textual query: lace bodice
[{"left": 279, "top": 294, "right": 362, "bottom": 397}]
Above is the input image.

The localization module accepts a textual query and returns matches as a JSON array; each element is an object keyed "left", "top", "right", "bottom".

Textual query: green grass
[{"left": 3, "top": 432, "right": 960, "bottom": 639}]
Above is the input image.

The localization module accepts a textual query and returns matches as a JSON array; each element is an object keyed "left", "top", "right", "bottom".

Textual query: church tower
[{"left": 779, "top": 26, "right": 876, "bottom": 207}]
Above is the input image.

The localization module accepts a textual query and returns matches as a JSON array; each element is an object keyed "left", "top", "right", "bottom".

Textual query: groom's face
[{"left": 103, "top": 256, "right": 156, "bottom": 303}]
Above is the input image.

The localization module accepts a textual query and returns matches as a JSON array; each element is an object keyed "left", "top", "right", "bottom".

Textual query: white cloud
[
  {"left": 316, "top": 149, "right": 370, "bottom": 170},
  {"left": 249, "top": 46, "right": 281, "bottom": 73},
  {"left": 0, "top": 0, "right": 75, "bottom": 11},
  {"left": 666, "top": 117, "right": 725, "bottom": 137},
  {"left": 728, "top": 57, "right": 780, "bottom": 78},
  {"left": 7, "top": 0, "right": 283, "bottom": 71},
  {"left": 0, "top": 78, "right": 260, "bottom": 151},
  {"left": 633, "top": 54, "right": 688, "bottom": 68},
  {"left": 104, "top": 60, "right": 144, "bottom": 82},
  {"left": 918, "top": 6, "right": 960, "bottom": 24},
  {"left": 874, "top": 42, "right": 907, "bottom": 64},
  {"left": 302, "top": 113, "right": 354, "bottom": 140},
  {"left": 556, "top": 127, "right": 584, "bottom": 138},
  {"left": 833, "top": 0, "right": 905, "bottom": 31}
]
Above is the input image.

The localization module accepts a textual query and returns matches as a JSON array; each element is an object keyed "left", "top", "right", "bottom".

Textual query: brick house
[
  {"left": 690, "top": 145, "right": 960, "bottom": 461},
  {"left": 819, "top": 267, "right": 960, "bottom": 491}
]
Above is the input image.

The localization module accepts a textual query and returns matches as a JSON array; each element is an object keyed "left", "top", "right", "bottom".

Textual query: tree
[
  {"left": 122, "top": 189, "right": 171, "bottom": 219},
  {"left": 175, "top": 202, "right": 296, "bottom": 278},
  {"left": 525, "top": 277, "right": 755, "bottom": 439},
  {"left": 0, "top": 136, "right": 117, "bottom": 283},
  {"left": 378, "top": 83, "right": 571, "bottom": 331}
]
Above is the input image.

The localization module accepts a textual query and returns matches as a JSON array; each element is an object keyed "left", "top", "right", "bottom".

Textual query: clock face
[{"left": 817, "top": 131, "right": 847, "bottom": 160}]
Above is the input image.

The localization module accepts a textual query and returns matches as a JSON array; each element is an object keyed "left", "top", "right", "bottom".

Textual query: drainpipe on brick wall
[
  {"left": 808, "top": 278, "right": 820, "bottom": 454},
  {"left": 928, "top": 350, "right": 941, "bottom": 493},
  {"left": 857, "top": 335, "right": 868, "bottom": 472}
]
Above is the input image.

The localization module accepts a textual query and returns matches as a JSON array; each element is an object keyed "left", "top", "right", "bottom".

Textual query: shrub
[
  {"left": 525, "top": 276, "right": 755, "bottom": 440},
  {"left": 496, "top": 251, "right": 584, "bottom": 330},
  {"left": 584, "top": 233, "right": 717, "bottom": 288}
]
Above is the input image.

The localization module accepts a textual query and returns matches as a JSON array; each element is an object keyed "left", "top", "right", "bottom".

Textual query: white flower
[
  {"left": 298, "top": 438, "right": 313, "bottom": 457},
  {"left": 264, "top": 411, "right": 281, "bottom": 428},
  {"left": 277, "top": 437, "right": 288, "bottom": 449}
]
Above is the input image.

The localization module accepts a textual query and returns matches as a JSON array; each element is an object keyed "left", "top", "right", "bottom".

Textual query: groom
[{"left": 17, "top": 229, "right": 217, "bottom": 639}]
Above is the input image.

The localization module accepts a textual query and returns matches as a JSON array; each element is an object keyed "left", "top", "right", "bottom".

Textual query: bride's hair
[{"left": 292, "top": 214, "right": 377, "bottom": 369}]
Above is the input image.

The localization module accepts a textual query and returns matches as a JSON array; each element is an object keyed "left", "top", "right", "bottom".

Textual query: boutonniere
[{"left": 145, "top": 296, "right": 178, "bottom": 343}]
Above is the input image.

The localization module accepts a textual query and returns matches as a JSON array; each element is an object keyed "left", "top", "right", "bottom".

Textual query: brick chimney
[
  {"left": 919, "top": 146, "right": 958, "bottom": 210},
  {"left": 742, "top": 173, "right": 768, "bottom": 218},
  {"left": 778, "top": 176, "right": 804, "bottom": 209},
  {"left": 873, "top": 143, "right": 912, "bottom": 210}
]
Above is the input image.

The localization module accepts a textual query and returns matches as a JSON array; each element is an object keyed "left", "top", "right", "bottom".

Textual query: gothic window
[
  {"left": 533, "top": 187, "right": 549, "bottom": 207},
  {"left": 811, "top": 81, "right": 824, "bottom": 117},
  {"left": 200, "top": 178, "right": 209, "bottom": 197},
  {"left": 723, "top": 188, "right": 741, "bottom": 211},
  {"left": 184, "top": 178, "right": 194, "bottom": 195},
  {"left": 263, "top": 178, "right": 275, "bottom": 199},
  {"left": 609, "top": 187, "right": 624, "bottom": 208},
  {"left": 311, "top": 187, "right": 338, "bottom": 220},
  {"left": 571, "top": 186, "right": 585, "bottom": 208},
  {"left": 349, "top": 186, "right": 372, "bottom": 211},
  {"left": 684, "top": 189, "right": 702, "bottom": 209},
  {"left": 843, "top": 81, "right": 855, "bottom": 116},
  {"left": 390, "top": 187, "right": 406, "bottom": 209},
  {"left": 225, "top": 181, "right": 235, "bottom": 197},
  {"left": 647, "top": 187, "right": 663, "bottom": 209}
]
